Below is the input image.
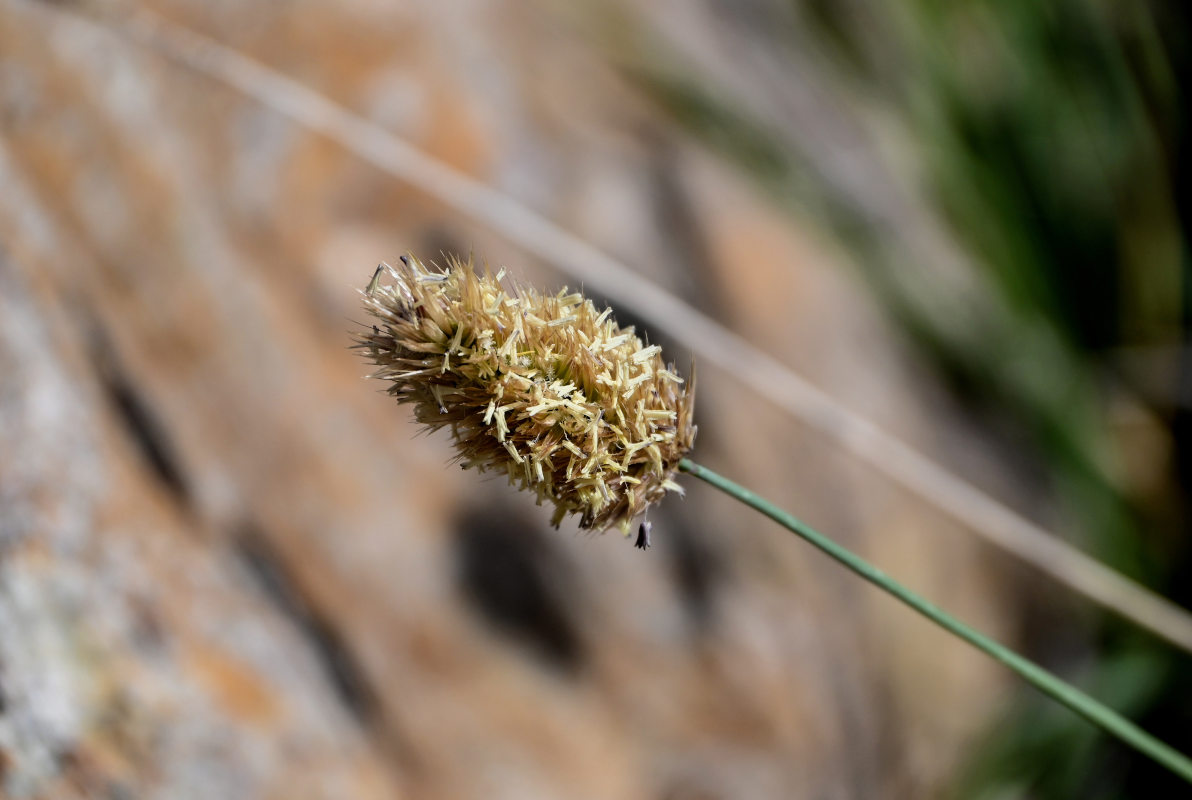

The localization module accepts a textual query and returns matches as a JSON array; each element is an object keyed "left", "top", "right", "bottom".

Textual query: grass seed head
[{"left": 356, "top": 255, "right": 696, "bottom": 535}]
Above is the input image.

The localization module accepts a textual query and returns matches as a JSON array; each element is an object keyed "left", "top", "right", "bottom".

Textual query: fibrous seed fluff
[{"left": 356, "top": 255, "right": 697, "bottom": 535}]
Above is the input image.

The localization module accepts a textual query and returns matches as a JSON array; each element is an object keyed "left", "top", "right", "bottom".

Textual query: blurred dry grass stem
[
  {"left": 63, "top": 2, "right": 1192, "bottom": 652},
  {"left": 357, "top": 256, "right": 695, "bottom": 533}
]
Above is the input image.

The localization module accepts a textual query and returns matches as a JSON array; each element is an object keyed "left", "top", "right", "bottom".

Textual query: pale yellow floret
[
  {"left": 504, "top": 440, "right": 524, "bottom": 464},
  {"left": 632, "top": 345, "right": 662, "bottom": 363}
]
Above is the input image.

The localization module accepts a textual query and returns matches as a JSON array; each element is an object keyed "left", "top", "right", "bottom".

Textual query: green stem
[{"left": 678, "top": 458, "right": 1192, "bottom": 784}]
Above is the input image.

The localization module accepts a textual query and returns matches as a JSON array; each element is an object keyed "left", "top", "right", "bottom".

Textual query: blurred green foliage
[{"left": 612, "top": 0, "right": 1192, "bottom": 795}]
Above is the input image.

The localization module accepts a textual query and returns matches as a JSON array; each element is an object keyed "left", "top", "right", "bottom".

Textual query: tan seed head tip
[{"left": 357, "top": 254, "right": 697, "bottom": 536}]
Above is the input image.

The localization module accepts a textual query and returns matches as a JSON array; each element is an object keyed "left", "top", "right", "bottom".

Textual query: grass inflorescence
[{"left": 356, "top": 255, "right": 696, "bottom": 534}]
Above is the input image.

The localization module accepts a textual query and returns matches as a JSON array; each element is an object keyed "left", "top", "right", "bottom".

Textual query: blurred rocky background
[{"left": 1, "top": 0, "right": 1189, "bottom": 797}]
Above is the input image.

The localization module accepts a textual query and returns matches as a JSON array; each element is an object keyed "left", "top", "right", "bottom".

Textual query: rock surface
[{"left": 0, "top": 0, "right": 1027, "bottom": 797}]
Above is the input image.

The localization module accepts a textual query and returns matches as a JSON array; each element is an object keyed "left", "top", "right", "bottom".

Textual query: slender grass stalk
[{"left": 679, "top": 458, "right": 1192, "bottom": 784}]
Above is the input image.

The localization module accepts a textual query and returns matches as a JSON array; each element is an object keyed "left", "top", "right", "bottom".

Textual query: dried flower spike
[{"left": 357, "top": 255, "right": 696, "bottom": 535}]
